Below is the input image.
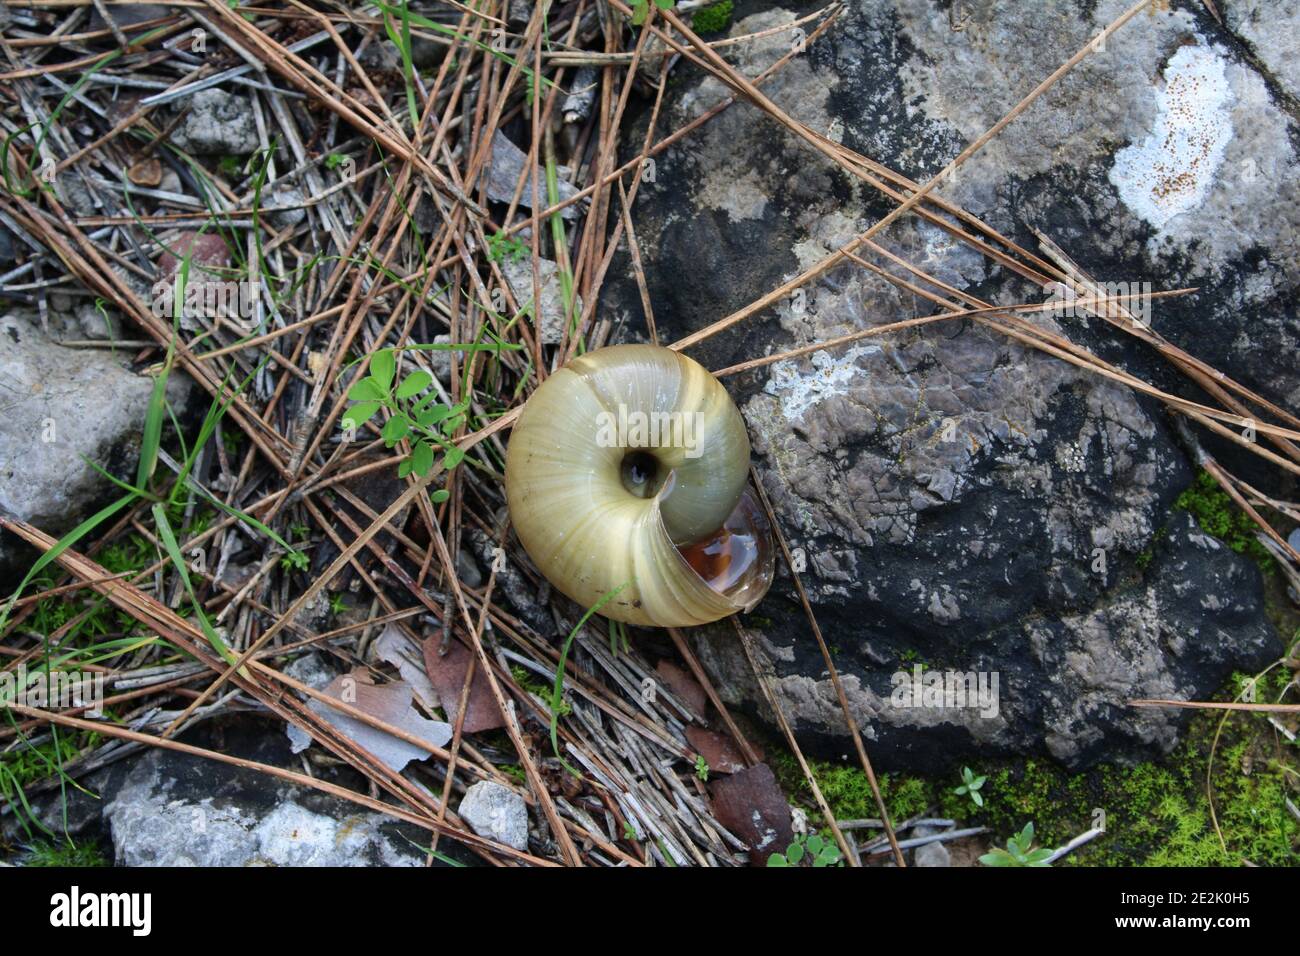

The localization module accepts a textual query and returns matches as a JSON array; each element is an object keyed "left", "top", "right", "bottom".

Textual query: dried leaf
[
  {"left": 709, "top": 763, "right": 794, "bottom": 866},
  {"left": 422, "top": 638, "right": 506, "bottom": 733},
  {"left": 655, "top": 659, "right": 707, "bottom": 719},
  {"left": 287, "top": 668, "right": 451, "bottom": 773},
  {"left": 684, "top": 726, "right": 749, "bottom": 775},
  {"left": 128, "top": 157, "right": 162, "bottom": 187},
  {"left": 374, "top": 624, "right": 439, "bottom": 710}
]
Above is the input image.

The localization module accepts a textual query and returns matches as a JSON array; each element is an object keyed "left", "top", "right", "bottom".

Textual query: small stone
[
  {"left": 77, "top": 301, "right": 120, "bottom": 341},
  {"left": 265, "top": 182, "right": 308, "bottom": 229},
  {"left": 501, "top": 257, "right": 582, "bottom": 346},
  {"left": 428, "top": 333, "right": 454, "bottom": 383},
  {"left": 283, "top": 651, "right": 338, "bottom": 691},
  {"left": 0, "top": 310, "right": 191, "bottom": 582},
  {"left": 912, "top": 825, "right": 951, "bottom": 867},
  {"left": 458, "top": 780, "right": 529, "bottom": 851},
  {"left": 169, "top": 89, "right": 259, "bottom": 156}
]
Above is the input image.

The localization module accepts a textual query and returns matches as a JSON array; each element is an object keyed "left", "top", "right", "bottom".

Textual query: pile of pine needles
[{"left": 0, "top": 0, "right": 1295, "bottom": 866}]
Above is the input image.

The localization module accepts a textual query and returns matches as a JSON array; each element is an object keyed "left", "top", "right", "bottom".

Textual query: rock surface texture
[
  {"left": 0, "top": 309, "right": 188, "bottom": 581},
  {"left": 610, "top": 0, "right": 1291, "bottom": 769},
  {"left": 0, "top": 718, "right": 436, "bottom": 866},
  {"left": 457, "top": 780, "right": 530, "bottom": 851}
]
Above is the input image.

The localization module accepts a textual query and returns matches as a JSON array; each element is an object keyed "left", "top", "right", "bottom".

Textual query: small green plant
[
  {"left": 217, "top": 154, "right": 243, "bottom": 178},
  {"left": 289, "top": 521, "right": 310, "bottom": 541},
  {"left": 954, "top": 766, "right": 987, "bottom": 807},
  {"left": 549, "top": 583, "right": 630, "bottom": 777},
  {"left": 694, "top": 754, "right": 709, "bottom": 783},
  {"left": 767, "top": 830, "right": 844, "bottom": 867},
  {"left": 327, "top": 592, "right": 349, "bottom": 616},
  {"left": 622, "top": 820, "right": 637, "bottom": 842},
  {"left": 979, "top": 822, "right": 1054, "bottom": 867},
  {"left": 324, "top": 152, "right": 349, "bottom": 170},
  {"left": 485, "top": 228, "right": 528, "bottom": 264},
  {"left": 280, "top": 550, "right": 309, "bottom": 572},
  {"left": 344, "top": 347, "right": 468, "bottom": 480}
]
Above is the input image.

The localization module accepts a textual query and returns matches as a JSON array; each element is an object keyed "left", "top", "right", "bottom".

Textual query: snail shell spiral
[{"left": 504, "top": 344, "right": 774, "bottom": 627}]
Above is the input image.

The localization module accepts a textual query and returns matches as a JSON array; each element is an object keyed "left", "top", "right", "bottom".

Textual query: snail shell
[{"left": 504, "top": 344, "right": 774, "bottom": 627}]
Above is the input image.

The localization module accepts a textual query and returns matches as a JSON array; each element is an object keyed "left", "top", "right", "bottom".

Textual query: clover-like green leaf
[
  {"left": 411, "top": 440, "right": 434, "bottom": 476},
  {"left": 414, "top": 403, "right": 452, "bottom": 428},
  {"left": 370, "top": 348, "right": 396, "bottom": 389},
  {"left": 343, "top": 402, "right": 381, "bottom": 428},
  {"left": 396, "top": 369, "right": 433, "bottom": 398},
  {"left": 348, "top": 377, "right": 385, "bottom": 402},
  {"left": 381, "top": 414, "right": 410, "bottom": 446}
]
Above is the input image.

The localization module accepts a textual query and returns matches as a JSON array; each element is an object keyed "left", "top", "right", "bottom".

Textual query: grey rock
[
  {"left": 169, "top": 89, "right": 259, "bottom": 156},
  {"left": 486, "top": 130, "right": 581, "bottom": 218},
  {"left": 0, "top": 310, "right": 190, "bottom": 583},
  {"left": 502, "top": 256, "right": 582, "bottom": 345},
  {"left": 282, "top": 651, "right": 339, "bottom": 691},
  {"left": 611, "top": 2, "right": 1287, "bottom": 768},
  {"left": 358, "top": 39, "right": 402, "bottom": 72},
  {"left": 911, "top": 825, "right": 951, "bottom": 867},
  {"left": 428, "top": 333, "right": 454, "bottom": 382},
  {"left": 103, "top": 724, "right": 430, "bottom": 866},
  {"left": 1222, "top": 0, "right": 1300, "bottom": 103},
  {"left": 0, "top": 764, "right": 120, "bottom": 847},
  {"left": 411, "top": 34, "right": 449, "bottom": 71},
  {"left": 76, "top": 301, "right": 121, "bottom": 341},
  {"left": 265, "top": 182, "right": 308, "bottom": 229},
  {"left": 457, "top": 780, "right": 529, "bottom": 851}
]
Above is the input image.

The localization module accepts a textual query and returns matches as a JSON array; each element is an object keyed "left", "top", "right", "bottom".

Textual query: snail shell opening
[{"left": 503, "top": 344, "right": 774, "bottom": 628}]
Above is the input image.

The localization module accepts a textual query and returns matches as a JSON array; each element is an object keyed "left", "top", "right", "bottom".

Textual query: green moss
[
  {"left": 691, "top": 0, "right": 733, "bottom": 33},
  {"left": 768, "top": 669, "right": 1298, "bottom": 866},
  {"left": 1134, "top": 524, "right": 1166, "bottom": 570},
  {"left": 771, "top": 753, "right": 934, "bottom": 823},
  {"left": 19, "top": 839, "right": 108, "bottom": 867},
  {"left": 1174, "top": 469, "right": 1274, "bottom": 571},
  {"left": 510, "top": 665, "right": 569, "bottom": 716}
]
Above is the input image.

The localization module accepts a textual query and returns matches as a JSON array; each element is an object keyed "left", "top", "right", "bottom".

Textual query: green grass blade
[
  {"left": 0, "top": 492, "right": 136, "bottom": 633},
  {"left": 151, "top": 503, "right": 239, "bottom": 669},
  {"left": 550, "top": 582, "right": 630, "bottom": 777}
]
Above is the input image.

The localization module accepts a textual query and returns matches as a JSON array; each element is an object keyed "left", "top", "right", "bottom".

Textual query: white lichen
[
  {"left": 1109, "top": 41, "right": 1234, "bottom": 230},
  {"left": 763, "top": 344, "right": 880, "bottom": 422}
]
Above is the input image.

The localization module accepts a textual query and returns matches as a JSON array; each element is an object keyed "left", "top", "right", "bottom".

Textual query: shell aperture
[{"left": 503, "top": 344, "right": 774, "bottom": 627}]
